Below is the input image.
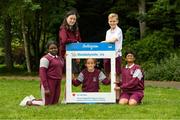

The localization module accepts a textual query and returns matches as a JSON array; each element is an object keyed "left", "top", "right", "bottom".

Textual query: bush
[
  {"left": 145, "top": 53, "right": 180, "bottom": 81},
  {"left": 0, "top": 64, "right": 37, "bottom": 76},
  {"left": 123, "top": 28, "right": 174, "bottom": 70},
  {"left": 136, "top": 29, "right": 174, "bottom": 63}
]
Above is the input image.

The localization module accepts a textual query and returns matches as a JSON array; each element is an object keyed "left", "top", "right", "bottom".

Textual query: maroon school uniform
[
  {"left": 103, "top": 56, "right": 122, "bottom": 74},
  {"left": 72, "top": 68, "right": 110, "bottom": 92},
  {"left": 119, "top": 64, "right": 144, "bottom": 103},
  {"left": 39, "top": 53, "right": 64, "bottom": 105},
  {"left": 59, "top": 26, "right": 81, "bottom": 57}
]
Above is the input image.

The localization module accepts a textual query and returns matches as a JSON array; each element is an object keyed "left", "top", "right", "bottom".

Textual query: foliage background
[{"left": 0, "top": 0, "right": 179, "bottom": 81}]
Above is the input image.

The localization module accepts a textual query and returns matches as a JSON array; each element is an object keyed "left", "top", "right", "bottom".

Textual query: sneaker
[
  {"left": 29, "top": 95, "right": 35, "bottom": 101},
  {"left": 19, "top": 96, "right": 31, "bottom": 106}
]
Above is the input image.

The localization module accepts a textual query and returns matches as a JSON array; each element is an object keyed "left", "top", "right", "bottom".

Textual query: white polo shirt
[{"left": 105, "top": 25, "right": 123, "bottom": 57}]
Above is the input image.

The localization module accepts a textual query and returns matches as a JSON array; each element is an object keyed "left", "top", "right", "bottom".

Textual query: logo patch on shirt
[
  {"left": 93, "top": 77, "right": 97, "bottom": 82},
  {"left": 130, "top": 70, "right": 134, "bottom": 75},
  {"left": 72, "top": 93, "right": 76, "bottom": 96}
]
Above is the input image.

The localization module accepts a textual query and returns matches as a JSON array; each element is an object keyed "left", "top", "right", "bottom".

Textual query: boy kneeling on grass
[{"left": 115, "top": 51, "right": 144, "bottom": 105}]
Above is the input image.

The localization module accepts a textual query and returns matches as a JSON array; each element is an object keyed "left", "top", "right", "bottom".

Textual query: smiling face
[
  {"left": 125, "top": 53, "right": 135, "bottom": 64},
  {"left": 108, "top": 17, "right": 118, "bottom": 30},
  {"left": 66, "top": 14, "right": 77, "bottom": 26},
  {"left": 48, "top": 44, "right": 58, "bottom": 56},
  {"left": 108, "top": 13, "right": 119, "bottom": 30},
  {"left": 85, "top": 58, "right": 96, "bottom": 72}
]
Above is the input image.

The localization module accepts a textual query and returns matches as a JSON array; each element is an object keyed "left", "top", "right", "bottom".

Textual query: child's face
[
  {"left": 66, "top": 15, "right": 77, "bottom": 26},
  {"left": 48, "top": 44, "right": 58, "bottom": 56},
  {"left": 85, "top": 59, "right": 96, "bottom": 72},
  {"left": 108, "top": 17, "right": 118, "bottom": 29},
  {"left": 125, "top": 53, "right": 135, "bottom": 63}
]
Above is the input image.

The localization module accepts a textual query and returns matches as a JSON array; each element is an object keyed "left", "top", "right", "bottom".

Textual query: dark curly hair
[
  {"left": 46, "top": 40, "right": 58, "bottom": 49},
  {"left": 125, "top": 50, "right": 136, "bottom": 58}
]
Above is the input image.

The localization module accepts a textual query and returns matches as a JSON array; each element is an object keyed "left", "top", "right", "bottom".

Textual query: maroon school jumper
[
  {"left": 72, "top": 68, "right": 110, "bottom": 92},
  {"left": 39, "top": 54, "right": 64, "bottom": 105},
  {"left": 59, "top": 26, "right": 81, "bottom": 57},
  {"left": 119, "top": 64, "right": 144, "bottom": 100}
]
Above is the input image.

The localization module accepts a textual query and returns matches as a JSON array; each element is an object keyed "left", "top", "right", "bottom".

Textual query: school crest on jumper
[
  {"left": 130, "top": 70, "right": 134, "bottom": 75},
  {"left": 93, "top": 77, "right": 97, "bottom": 82}
]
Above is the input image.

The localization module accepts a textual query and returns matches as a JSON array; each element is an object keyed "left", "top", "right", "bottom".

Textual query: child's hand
[
  {"left": 72, "top": 74, "right": 76, "bottom": 80},
  {"left": 114, "top": 86, "right": 120, "bottom": 91},
  {"left": 64, "top": 52, "right": 67, "bottom": 58},
  {"left": 45, "top": 89, "right": 50, "bottom": 96},
  {"left": 109, "top": 74, "right": 111, "bottom": 79},
  {"left": 114, "top": 81, "right": 122, "bottom": 87},
  {"left": 114, "top": 81, "right": 119, "bottom": 84}
]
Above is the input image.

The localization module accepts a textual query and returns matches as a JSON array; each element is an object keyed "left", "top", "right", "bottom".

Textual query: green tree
[
  {"left": 0, "top": 0, "right": 77, "bottom": 72},
  {"left": 0, "top": 0, "right": 13, "bottom": 70},
  {"left": 109, "top": 0, "right": 147, "bottom": 39}
]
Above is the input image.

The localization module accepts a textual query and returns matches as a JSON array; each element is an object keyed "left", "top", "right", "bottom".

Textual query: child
[
  {"left": 72, "top": 58, "right": 110, "bottom": 92},
  {"left": 102, "top": 13, "right": 123, "bottom": 102},
  {"left": 59, "top": 9, "right": 81, "bottom": 75},
  {"left": 59, "top": 9, "right": 81, "bottom": 58},
  {"left": 116, "top": 51, "right": 144, "bottom": 105},
  {"left": 19, "top": 41, "right": 64, "bottom": 106}
]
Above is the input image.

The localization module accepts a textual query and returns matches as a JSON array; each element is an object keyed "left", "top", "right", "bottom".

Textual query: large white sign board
[{"left": 65, "top": 43, "right": 116, "bottom": 103}]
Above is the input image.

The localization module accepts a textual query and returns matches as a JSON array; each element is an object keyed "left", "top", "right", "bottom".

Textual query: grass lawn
[{"left": 0, "top": 78, "right": 180, "bottom": 119}]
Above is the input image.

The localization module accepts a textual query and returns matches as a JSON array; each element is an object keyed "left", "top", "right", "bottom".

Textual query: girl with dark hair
[{"left": 59, "top": 9, "right": 81, "bottom": 58}]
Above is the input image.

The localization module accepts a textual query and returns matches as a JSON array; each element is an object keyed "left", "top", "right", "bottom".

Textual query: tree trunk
[
  {"left": 22, "top": 15, "right": 31, "bottom": 73},
  {"left": 4, "top": 15, "right": 13, "bottom": 70},
  {"left": 174, "top": 0, "right": 180, "bottom": 48},
  {"left": 138, "top": 0, "right": 146, "bottom": 39},
  {"left": 32, "top": 11, "right": 41, "bottom": 70}
]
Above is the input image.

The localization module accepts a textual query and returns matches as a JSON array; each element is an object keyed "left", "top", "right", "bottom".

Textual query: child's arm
[
  {"left": 99, "top": 71, "right": 110, "bottom": 85},
  {"left": 39, "top": 57, "right": 50, "bottom": 94},
  {"left": 103, "top": 28, "right": 123, "bottom": 44},
  {"left": 101, "top": 37, "right": 117, "bottom": 43},
  {"left": 77, "top": 31, "right": 81, "bottom": 42},
  {"left": 114, "top": 81, "right": 122, "bottom": 87},
  {"left": 59, "top": 28, "right": 79, "bottom": 44},
  {"left": 121, "top": 69, "right": 143, "bottom": 89},
  {"left": 105, "top": 37, "right": 118, "bottom": 43},
  {"left": 72, "top": 72, "right": 83, "bottom": 86}
]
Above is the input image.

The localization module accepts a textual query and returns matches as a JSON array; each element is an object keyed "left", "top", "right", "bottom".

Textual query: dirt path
[{"left": 0, "top": 76, "right": 180, "bottom": 89}]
